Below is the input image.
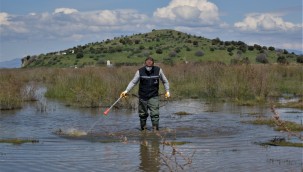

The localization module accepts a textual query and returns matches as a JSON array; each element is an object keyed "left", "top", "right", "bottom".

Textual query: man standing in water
[{"left": 120, "top": 57, "right": 170, "bottom": 131}]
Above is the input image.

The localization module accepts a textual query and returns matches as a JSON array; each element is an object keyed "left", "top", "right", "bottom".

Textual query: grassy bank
[
  {"left": 246, "top": 118, "right": 303, "bottom": 132},
  {"left": 0, "top": 63, "right": 302, "bottom": 109}
]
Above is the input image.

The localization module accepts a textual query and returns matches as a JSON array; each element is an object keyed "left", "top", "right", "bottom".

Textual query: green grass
[
  {"left": 174, "top": 111, "right": 192, "bottom": 115},
  {"left": 246, "top": 118, "right": 303, "bottom": 132},
  {"left": 259, "top": 140, "right": 303, "bottom": 147},
  {"left": 0, "top": 139, "right": 39, "bottom": 145}
]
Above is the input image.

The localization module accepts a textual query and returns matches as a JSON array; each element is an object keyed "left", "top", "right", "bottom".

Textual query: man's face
[{"left": 145, "top": 59, "right": 154, "bottom": 67}]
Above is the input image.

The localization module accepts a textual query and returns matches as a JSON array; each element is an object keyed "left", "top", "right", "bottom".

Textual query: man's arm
[
  {"left": 125, "top": 70, "right": 140, "bottom": 92},
  {"left": 159, "top": 68, "right": 169, "bottom": 92}
]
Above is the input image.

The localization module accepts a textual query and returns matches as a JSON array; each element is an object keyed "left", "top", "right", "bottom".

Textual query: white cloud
[
  {"left": 281, "top": 42, "right": 302, "bottom": 51},
  {"left": 0, "top": 8, "right": 149, "bottom": 41},
  {"left": 0, "top": 12, "right": 10, "bottom": 25},
  {"left": 0, "top": 12, "right": 28, "bottom": 33},
  {"left": 234, "top": 13, "right": 301, "bottom": 32},
  {"left": 53, "top": 8, "right": 78, "bottom": 14},
  {"left": 153, "top": 0, "right": 220, "bottom": 25},
  {"left": 81, "top": 9, "right": 148, "bottom": 26},
  {"left": 172, "top": 6, "right": 200, "bottom": 20}
]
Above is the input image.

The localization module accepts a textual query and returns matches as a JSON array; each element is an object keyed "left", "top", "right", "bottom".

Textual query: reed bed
[
  {"left": 0, "top": 63, "right": 302, "bottom": 110},
  {"left": 0, "top": 69, "right": 23, "bottom": 110}
]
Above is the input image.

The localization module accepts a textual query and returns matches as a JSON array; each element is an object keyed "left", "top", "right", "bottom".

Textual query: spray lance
[
  {"left": 103, "top": 96, "right": 123, "bottom": 115},
  {"left": 103, "top": 92, "right": 168, "bottom": 115}
]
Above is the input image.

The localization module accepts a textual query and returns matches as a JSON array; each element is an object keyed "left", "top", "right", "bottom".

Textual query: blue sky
[{"left": 0, "top": 0, "right": 302, "bottom": 62}]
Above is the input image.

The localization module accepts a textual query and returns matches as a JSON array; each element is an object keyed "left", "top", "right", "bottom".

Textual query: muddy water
[{"left": 0, "top": 98, "right": 302, "bottom": 172}]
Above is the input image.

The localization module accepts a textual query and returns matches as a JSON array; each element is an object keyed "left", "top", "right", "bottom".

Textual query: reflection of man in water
[{"left": 139, "top": 135, "right": 160, "bottom": 172}]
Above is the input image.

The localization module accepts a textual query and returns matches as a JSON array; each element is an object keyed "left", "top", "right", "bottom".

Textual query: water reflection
[
  {"left": 0, "top": 97, "right": 302, "bottom": 172},
  {"left": 139, "top": 133, "right": 161, "bottom": 172}
]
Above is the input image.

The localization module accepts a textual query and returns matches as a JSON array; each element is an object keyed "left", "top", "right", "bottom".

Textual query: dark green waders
[{"left": 138, "top": 96, "right": 160, "bottom": 131}]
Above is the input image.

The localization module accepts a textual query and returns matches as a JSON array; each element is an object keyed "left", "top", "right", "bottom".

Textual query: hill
[
  {"left": 21, "top": 29, "right": 302, "bottom": 67},
  {"left": 0, "top": 58, "right": 21, "bottom": 68}
]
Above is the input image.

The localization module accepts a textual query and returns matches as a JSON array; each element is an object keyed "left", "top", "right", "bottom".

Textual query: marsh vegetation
[{"left": 1, "top": 63, "right": 302, "bottom": 110}]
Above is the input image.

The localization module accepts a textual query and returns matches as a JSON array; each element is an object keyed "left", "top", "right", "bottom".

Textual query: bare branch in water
[{"left": 271, "top": 105, "right": 302, "bottom": 140}]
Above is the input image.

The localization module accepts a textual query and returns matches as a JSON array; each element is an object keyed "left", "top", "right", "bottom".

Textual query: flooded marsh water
[{"left": 0, "top": 98, "right": 302, "bottom": 172}]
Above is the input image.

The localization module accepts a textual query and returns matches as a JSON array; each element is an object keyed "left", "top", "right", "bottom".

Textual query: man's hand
[
  {"left": 120, "top": 91, "right": 128, "bottom": 98},
  {"left": 165, "top": 91, "right": 170, "bottom": 99}
]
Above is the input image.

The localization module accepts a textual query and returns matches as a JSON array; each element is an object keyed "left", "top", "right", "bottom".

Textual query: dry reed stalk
[{"left": 271, "top": 105, "right": 303, "bottom": 140}]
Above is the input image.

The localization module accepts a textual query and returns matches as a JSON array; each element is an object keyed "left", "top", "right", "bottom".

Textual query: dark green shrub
[
  {"left": 76, "top": 52, "right": 83, "bottom": 59},
  {"left": 134, "top": 39, "right": 140, "bottom": 44},
  {"left": 224, "top": 41, "right": 231, "bottom": 46},
  {"left": 193, "top": 41, "right": 198, "bottom": 46},
  {"left": 195, "top": 50, "right": 204, "bottom": 57},
  {"left": 175, "top": 47, "right": 181, "bottom": 53},
  {"left": 227, "top": 47, "right": 235, "bottom": 52},
  {"left": 268, "top": 46, "right": 275, "bottom": 51},
  {"left": 256, "top": 53, "right": 269, "bottom": 63},
  {"left": 277, "top": 56, "right": 288, "bottom": 64},
  {"left": 248, "top": 46, "right": 254, "bottom": 51},
  {"left": 254, "top": 44, "right": 262, "bottom": 51},
  {"left": 212, "top": 38, "right": 221, "bottom": 45},
  {"left": 169, "top": 51, "right": 177, "bottom": 57},
  {"left": 238, "top": 45, "right": 247, "bottom": 53},
  {"left": 296, "top": 55, "right": 303, "bottom": 63},
  {"left": 156, "top": 48, "right": 163, "bottom": 54}
]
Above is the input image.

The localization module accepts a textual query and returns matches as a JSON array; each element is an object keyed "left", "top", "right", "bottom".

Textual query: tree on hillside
[
  {"left": 256, "top": 53, "right": 269, "bottom": 64},
  {"left": 193, "top": 40, "right": 198, "bottom": 46},
  {"left": 224, "top": 41, "right": 231, "bottom": 46},
  {"left": 156, "top": 48, "right": 163, "bottom": 54},
  {"left": 296, "top": 55, "right": 303, "bottom": 63},
  {"left": 175, "top": 47, "right": 181, "bottom": 53},
  {"left": 268, "top": 46, "right": 275, "bottom": 51},
  {"left": 195, "top": 50, "right": 204, "bottom": 57},
  {"left": 212, "top": 38, "right": 221, "bottom": 45},
  {"left": 76, "top": 52, "right": 84, "bottom": 59},
  {"left": 283, "top": 49, "right": 289, "bottom": 54},
  {"left": 248, "top": 46, "right": 254, "bottom": 51},
  {"left": 169, "top": 51, "right": 177, "bottom": 57},
  {"left": 277, "top": 56, "right": 288, "bottom": 64},
  {"left": 231, "top": 57, "right": 250, "bottom": 65},
  {"left": 238, "top": 44, "right": 247, "bottom": 53},
  {"left": 227, "top": 46, "right": 235, "bottom": 52},
  {"left": 89, "top": 47, "right": 95, "bottom": 54},
  {"left": 254, "top": 44, "right": 262, "bottom": 51},
  {"left": 134, "top": 39, "right": 140, "bottom": 44}
]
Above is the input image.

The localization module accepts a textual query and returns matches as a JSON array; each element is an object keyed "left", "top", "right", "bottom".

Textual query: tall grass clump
[
  {"left": 164, "top": 63, "right": 302, "bottom": 103},
  {"left": 44, "top": 67, "right": 135, "bottom": 107},
  {"left": 0, "top": 69, "right": 23, "bottom": 110},
  {"left": 269, "top": 65, "right": 303, "bottom": 96},
  {"left": 220, "top": 64, "right": 272, "bottom": 102}
]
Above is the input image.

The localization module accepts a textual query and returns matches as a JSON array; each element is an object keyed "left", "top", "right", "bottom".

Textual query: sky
[{"left": 0, "top": 0, "right": 302, "bottom": 62}]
